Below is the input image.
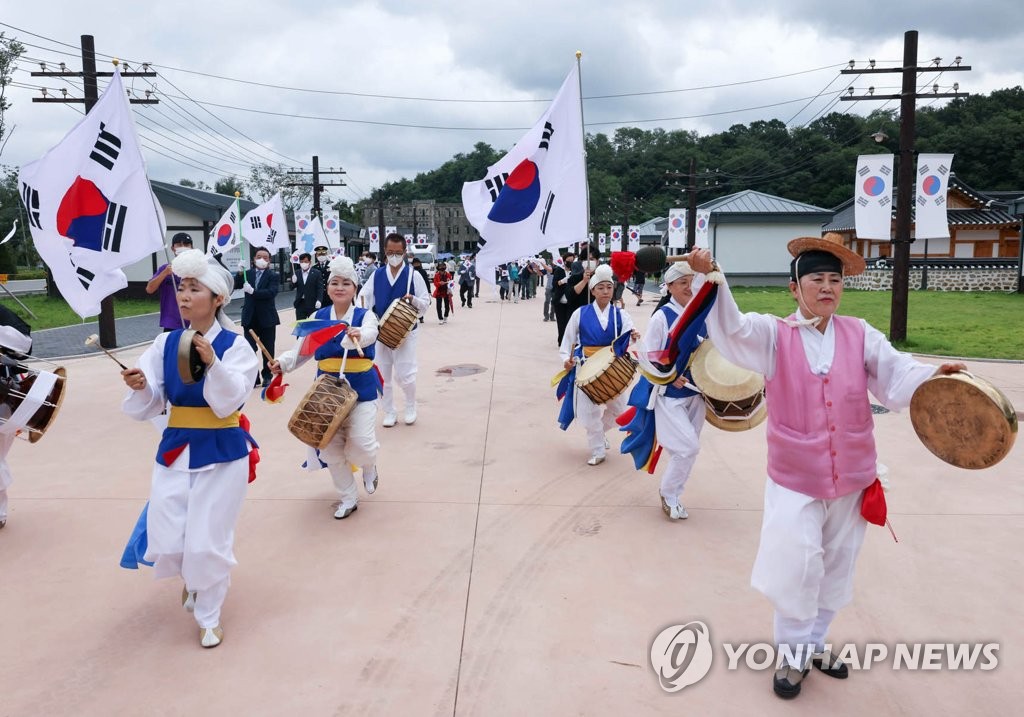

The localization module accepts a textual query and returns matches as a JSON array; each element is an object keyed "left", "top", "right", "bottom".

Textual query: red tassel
[
  {"left": 239, "top": 413, "right": 260, "bottom": 483},
  {"left": 161, "top": 444, "right": 187, "bottom": 466},
  {"left": 609, "top": 252, "right": 637, "bottom": 284},
  {"left": 861, "top": 478, "right": 897, "bottom": 542},
  {"left": 647, "top": 445, "right": 663, "bottom": 474},
  {"left": 616, "top": 405, "right": 637, "bottom": 427}
]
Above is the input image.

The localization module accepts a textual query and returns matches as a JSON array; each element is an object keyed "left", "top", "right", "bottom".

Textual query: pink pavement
[{"left": 1, "top": 285, "right": 1022, "bottom": 715}]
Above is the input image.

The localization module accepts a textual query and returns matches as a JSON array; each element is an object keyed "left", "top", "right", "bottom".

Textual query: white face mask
[
  {"left": 387, "top": 255, "right": 404, "bottom": 268},
  {"left": 299, "top": 262, "right": 310, "bottom": 271},
  {"left": 173, "top": 246, "right": 188, "bottom": 256},
  {"left": 254, "top": 258, "right": 269, "bottom": 269}
]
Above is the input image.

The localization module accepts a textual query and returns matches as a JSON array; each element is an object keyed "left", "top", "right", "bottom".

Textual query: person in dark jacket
[
  {"left": 291, "top": 252, "right": 324, "bottom": 320},
  {"left": 234, "top": 247, "right": 280, "bottom": 386}
]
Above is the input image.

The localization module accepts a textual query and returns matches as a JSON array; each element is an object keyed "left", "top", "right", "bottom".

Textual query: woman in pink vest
[{"left": 689, "top": 235, "right": 965, "bottom": 700}]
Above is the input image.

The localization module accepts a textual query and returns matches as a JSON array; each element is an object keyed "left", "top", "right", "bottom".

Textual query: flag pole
[
  {"left": 235, "top": 191, "right": 248, "bottom": 285},
  {"left": 575, "top": 50, "right": 591, "bottom": 255}
]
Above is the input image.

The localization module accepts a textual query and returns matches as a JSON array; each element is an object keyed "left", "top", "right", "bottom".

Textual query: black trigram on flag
[
  {"left": 539, "top": 121, "right": 554, "bottom": 150},
  {"left": 539, "top": 192, "right": 556, "bottom": 234},
  {"left": 71, "top": 261, "right": 95, "bottom": 289},
  {"left": 937, "top": 163, "right": 950, "bottom": 176},
  {"left": 857, "top": 197, "right": 869, "bottom": 207},
  {"left": 879, "top": 164, "right": 892, "bottom": 176},
  {"left": 917, "top": 196, "right": 927, "bottom": 207},
  {"left": 918, "top": 164, "right": 931, "bottom": 176},
  {"left": 879, "top": 196, "right": 891, "bottom": 207},
  {"left": 103, "top": 202, "right": 126, "bottom": 252},
  {"left": 250, "top": 216, "right": 263, "bottom": 229},
  {"left": 90, "top": 122, "right": 122, "bottom": 171},
  {"left": 935, "top": 195, "right": 946, "bottom": 206},
  {"left": 20, "top": 182, "right": 42, "bottom": 229},
  {"left": 485, "top": 172, "right": 510, "bottom": 202},
  {"left": 858, "top": 166, "right": 870, "bottom": 177}
]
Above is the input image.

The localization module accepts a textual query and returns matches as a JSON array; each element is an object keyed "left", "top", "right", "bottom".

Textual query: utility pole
[
  {"left": 665, "top": 159, "right": 706, "bottom": 251},
  {"left": 286, "top": 156, "right": 346, "bottom": 217},
  {"left": 31, "top": 35, "right": 158, "bottom": 349},
  {"left": 841, "top": 30, "right": 970, "bottom": 342}
]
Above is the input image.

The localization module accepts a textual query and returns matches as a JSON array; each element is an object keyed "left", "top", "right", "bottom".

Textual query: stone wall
[{"left": 845, "top": 267, "right": 1020, "bottom": 292}]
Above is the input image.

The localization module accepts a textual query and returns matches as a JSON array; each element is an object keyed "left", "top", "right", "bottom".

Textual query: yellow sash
[
  {"left": 168, "top": 406, "right": 240, "bottom": 429},
  {"left": 581, "top": 345, "right": 606, "bottom": 358},
  {"left": 317, "top": 357, "right": 374, "bottom": 374}
]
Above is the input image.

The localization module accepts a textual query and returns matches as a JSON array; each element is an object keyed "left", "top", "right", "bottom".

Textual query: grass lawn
[
  {"left": 0, "top": 294, "right": 158, "bottom": 330},
  {"left": 729, "top": 287, "right": 1024, "bottom": 360}
]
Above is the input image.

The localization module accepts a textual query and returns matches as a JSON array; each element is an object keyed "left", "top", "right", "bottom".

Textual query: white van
[{"left": 411, "top": 242, "right": 437, "bottom": 279}]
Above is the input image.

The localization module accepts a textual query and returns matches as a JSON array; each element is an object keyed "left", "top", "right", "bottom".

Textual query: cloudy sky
[{"left": 2, "top": 1, "right": 1022, "bottom": 208}]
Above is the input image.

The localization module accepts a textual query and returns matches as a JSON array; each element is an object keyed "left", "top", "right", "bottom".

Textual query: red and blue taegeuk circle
[
  {"left": 487, "top": 159, "right": 541, "bottom": 224},
  {"left": 216, "top": 223, "right": 233, "bottom": 247},
  {"left": 922, "top": 175, "right": 942, "bottom": 196},
  {"left": 671, "top": 217, "right": 683, "bottom": 229},
  {"left": 56, "top": 176, "right": 109, "bottom": 252},
  {"left": 326, "top": 219, "right": 337, "bottom": 230},
  {"left": 863, "top": 176, "right": 886, "bottom": 197},
  {"left": 697, "top": 217, "right": 707, "bottom": 230}
]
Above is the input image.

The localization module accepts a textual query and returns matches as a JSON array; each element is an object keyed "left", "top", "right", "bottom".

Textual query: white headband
[
  {"left": 588, "top": 264, "right": 615, "bottom": 290},
  {"left": 664, "top": 262, "right": 694, "bottom": 283},
  {"left": 172, "top": 249, "right": 237, "bottom": 331},
  {"left": 327, "top": 255, "right": 359, "bottom": 284}
]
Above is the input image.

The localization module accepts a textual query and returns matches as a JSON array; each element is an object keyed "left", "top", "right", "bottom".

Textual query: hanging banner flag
[
  {"left": 368, "top": 227, "right": 380, "bottom": 252},
  {"left": 915, "top": 153, "right": 953, "bottom": 239},
  {"left": 854, "top": 154, "right": 894, "bottom": 240},
  {"left": 610, "top": 225, "right": 622, "bottom": 250},
  {"left": 322, "top": 210, "right": 341, "bottom": 247},
  {"left": 598, "top": 232, "right": 607, "bottom": 252},
  {"left": 384, "top": 225, "right": 397, "bottom": 238},
  {"left": 695, "top": 210, "right": 711, "bottom": 249},
  {"left": 403, "top": 233, "right": 414, "bottom": 250},
  {"left": 242, "top": 192, "right": 287, "bottom": 251},
  {"left": 416, "top": 233, "right": 428, "bottom": 244},
  {"left": 461, "top": 63, "right": 587, "bottom": 279},
  {"left": 627, "top": 225, "right": 640, "bottom": 252},
  {"left": 668, "top": 208, "right": 687, "bottom": 249},
  {"left": 18, "top": 69, "right": 165, "bottom": 318}
]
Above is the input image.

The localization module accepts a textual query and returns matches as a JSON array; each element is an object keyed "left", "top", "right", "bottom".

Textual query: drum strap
[
  {"left": 167, "top": 406, "right": 241, "bottom": 429},
  {"left": 581, "top": 345, "right": 605, "bottom": 358},
  {"left": 317, "top": 358, "right": 374, "bottom": 374},
  {"left": 0, "top": 371, "right": 58, "bottom": 435}
]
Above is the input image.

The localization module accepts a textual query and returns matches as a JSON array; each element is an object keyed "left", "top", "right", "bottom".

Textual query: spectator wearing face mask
[
  {"left": 145, "top": 232, "right": 193, "bottom": 331},
  {"left": 234, "top": 247, "right": 280, "bottom": 387},
  {"left": 291, "top": 252, "right": 323, "bottom": 320}
]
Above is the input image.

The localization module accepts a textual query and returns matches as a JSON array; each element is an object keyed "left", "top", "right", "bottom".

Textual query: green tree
[
  {"left": 247, "top": 164, "right": 311, "bottom": 212},
  {"left": 214, "top": 176, "right": 247, "bottom": 198},
  {"left": 0, "top": 33, "right": 26, "bottom": 157},
  {"left": 178, "top": 178, "right": 211, "bottom": 191}
]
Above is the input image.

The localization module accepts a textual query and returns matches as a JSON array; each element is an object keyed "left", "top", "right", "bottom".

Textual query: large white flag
[
  {"left": 695, "top": 209, "right": 711, "bottom": 249},
  {"left": 295, "top": 212, "right": 332, "bottom": 254},
  {"left": 915, "top": 154, "right": 953, "bottom": 239},
  {"left": 207, "top": 202, "right": 241, "bottom": 256},
  {"left": 462, "top": 63, "right": 586, "bottom": 277},
  {"left": 18, "top": 69, "right": 165, "bottom": 318},
  {"left": 627, "top": 225, "right": 641, "bottom": 252},
  {"left": 668, "top": 208, "right": 687, "bottom": 248},
  {"left": 854, "top": 154, "right": 894, "bottom": 240},
  {"left": 242, "top": 192, "right": 288, "bottom": 251}
]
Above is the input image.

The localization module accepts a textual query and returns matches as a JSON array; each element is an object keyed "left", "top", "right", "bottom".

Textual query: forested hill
[{"left": 373, "top": 87, "right": 1024, "bottom": 224}]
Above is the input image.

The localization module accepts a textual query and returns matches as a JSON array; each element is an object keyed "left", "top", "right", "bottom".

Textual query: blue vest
[
  {"left": 659, "top": 305, "right": 704, "bottom": 399},
  {"left": 158, "top": 328, "right": 255, "bottom": 469},
  {"left": 311, "top": 306, "right": 381, "bottom": 402},
  {"left": 576, "top": 304, "right": 620, "bottom": 358},
  {"left": 372, "top": 264, "right": 412, "bottom": 319}
]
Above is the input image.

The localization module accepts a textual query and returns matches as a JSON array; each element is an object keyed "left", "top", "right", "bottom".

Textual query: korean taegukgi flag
[
  {"left": 368, "top": 228, "right": 380, "bottom": 252},
  {"left": 609, "top": 225, "right": 622, "bottom": 250},
  {"left": 915, "top": 154, "right": 953, "bottom": 239},
  {"left": 322, "top": 210, "right": 341, "bottom": 247},
  {"left": 854, "top": 154, "right": 894, "bottom": 240},
  {"left": 18, "top": 69, "right": 165, "bottom": 318},
  {"left": 462, "top": 63, "right": 586, "bottom": 279},
  {"left": 598, "top": 232, "right": 607, "bottom": 252},
  {"left": 242, "top": 192, "right": 288, "bottom": 251},
  {"left": 207, "top": 203, "right": 242, "bottom": 256},
  {"left": 627, "top": 225, "right": 640, "bottom": 252},
  {"left": 694, "top": 210, "right": 711, "bottom": 249},
  {"left": 668, "top": 209, "right": 687, "bottom": 248},
  {"left": 295, "top": 212, "right": 332, "bottom": 254}
]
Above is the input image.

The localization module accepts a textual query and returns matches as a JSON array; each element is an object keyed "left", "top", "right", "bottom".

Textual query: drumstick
[
  {"left": 247, "top": 329, "right": 275, "bottom": 363},
  {"left": 351, "top": 334, "right": 365, "bottom": 358},
  {"left": 84, "top": 333, "right": 128, "bottom": 370},
  {"left": 666, "top": 251, "right": 721, "bottom": 273}
]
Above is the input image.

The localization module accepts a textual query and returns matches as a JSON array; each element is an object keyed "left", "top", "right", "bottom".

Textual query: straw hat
[{"left": 786, "top": 232, "right": 866, "bottom": 277}]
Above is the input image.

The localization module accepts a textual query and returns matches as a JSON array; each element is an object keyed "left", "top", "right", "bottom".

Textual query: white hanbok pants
[
  {"left": 653, "top": 393, "right": 705, "bottom": 502},
  {"left": 376, "top": 331, "right": 418, "bottom": 414},
  {"left": 0, "top": 431, "right": 15, "bottom": 520},
  {"left": 317, "top": 400, "right": 379, "bottom": 507},
  {"left": 145, "top": 457, "right": 249, "bottom": 629},
  {"left": 575, "top": 388, "right": 628, "bottom": 457}
]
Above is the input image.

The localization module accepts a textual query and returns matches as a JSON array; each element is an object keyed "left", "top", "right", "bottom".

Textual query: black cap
[{"left": 171, "top": 232, "right": 193, "bottom": 246}]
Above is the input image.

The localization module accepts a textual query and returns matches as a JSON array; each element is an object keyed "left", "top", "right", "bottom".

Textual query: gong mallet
[{"left": 84, "top": 334, "right": 128, "bottom": 370}]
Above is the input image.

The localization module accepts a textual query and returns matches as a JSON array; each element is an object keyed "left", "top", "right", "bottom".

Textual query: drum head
[
  {"left": 910, "top": 372, "right": 1018, "bottom": 469},
  {"left": 689, "top": 341, "right": 764, "bottom": 402},
  {"left": 177, "top": 329, "right": 206, "bottom": 385},
  {"left": 575, "top": 346, "right": 615, "bottom": 385},
  {"left": 27, "top": 367, "right": 67, "bottom": 444}
]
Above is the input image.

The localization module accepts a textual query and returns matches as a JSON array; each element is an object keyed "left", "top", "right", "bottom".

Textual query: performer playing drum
[
  {"left": 557, "top": 264, "right": 639, "bottom": 466},
  {"left": 0, "top": 306, "right": 35, "bottom": 529},
  {"left": 688, "top": 234, "right": 966, "bottom": 699},
  {"left": 121, "top": 250, "right": 260, "bottom": 649},
  {"left": 271, "top": 256, "right": 382, "bottom": 520},
  {"left": 620, "top": 261, "right": 708, "bottom": 520},
  {"left": 356, "top": 233, "right": 430, "bottom": 428}
]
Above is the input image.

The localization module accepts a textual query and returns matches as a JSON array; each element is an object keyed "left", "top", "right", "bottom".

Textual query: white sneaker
[
  {"left": 404, "top": 406, "right": 417, "bottom": 425},
  {"left": 382, "top": 412, "right": 397, "bottom": 428},
  {"left": 661, "top": 496, "right": 689, "bottom": 520},
  {"left": 334, "top": 502, "right": 358, "bottom": 520},
  {"left": 440, "top": 319, "right": 447, "bottom": 325},
  {"left": 587, "top": 453, "right": 606, "bottom": 466},
  {"left": 200, "top": 626, "right": 223, "bottom": 648},
  {"left": 182, "top": 586, "right": 196, "bottom": 613},
  {"left": 363, "top": 465, "right": 378, "bottom": 495}
]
